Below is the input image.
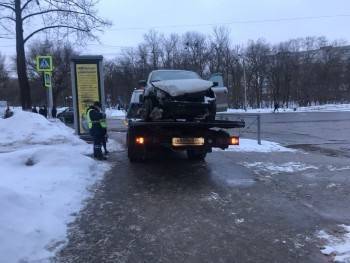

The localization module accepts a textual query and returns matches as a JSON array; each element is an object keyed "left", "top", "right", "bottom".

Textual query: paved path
[{"left": 57, "top": 112, "right": 350, "bottom": 262}]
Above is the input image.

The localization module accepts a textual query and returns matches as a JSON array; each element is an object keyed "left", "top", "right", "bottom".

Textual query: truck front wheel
[{"left": 187, "top": 148, "right": 207, "bottom": 161}]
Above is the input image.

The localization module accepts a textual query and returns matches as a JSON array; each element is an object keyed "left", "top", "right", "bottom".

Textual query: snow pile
[
  {"left": 241, "top": 161, "right": 318, "bottom": 175},
  {"left": 0, "top": 111, "right": 82, "bottom": 150},
  {"left": 105, "top": 108, "right": 126, "bottom": 119},
  {"left": 214, "top": 138, "right": 295, "bottom": 153},
  {"left": 224, "top": 103, "right": 350, "bottom": 114},
  {"left": 0, "top": 111, "right": 115, "bottom": 262},
  {"left": 318, "top": 225, "right": 350, "bottom": 262}
]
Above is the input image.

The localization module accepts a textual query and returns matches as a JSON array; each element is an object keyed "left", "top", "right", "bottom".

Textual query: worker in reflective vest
[{"left": 86, "top": 101, "right": 107, "bottom": 160}]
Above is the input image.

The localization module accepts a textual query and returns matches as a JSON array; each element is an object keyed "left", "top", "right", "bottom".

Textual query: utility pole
[{"left": 242, "top": 57, "right": 248, "bottom": 111}]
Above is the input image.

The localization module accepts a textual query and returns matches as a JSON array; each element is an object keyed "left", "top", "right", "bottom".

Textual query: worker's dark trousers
[{"left": 93, "top": 136, "right": 104, "bottom": 159}]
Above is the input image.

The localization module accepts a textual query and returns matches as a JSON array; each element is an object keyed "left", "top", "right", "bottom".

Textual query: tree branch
[
  {"left": 0, "top": 2, "right": 15, "bottom": 11},
  {"left": 0, "top": 16, "right": 15, "bottom": 22},
  {"left": 24, "top": 25, "right": 90, "bottom": 43},
  {"left": 21, "top": 0, "right": 35, "bottom": 11},
  {"left": 22, "top": 8, "right": 102, "bottom": 22}
]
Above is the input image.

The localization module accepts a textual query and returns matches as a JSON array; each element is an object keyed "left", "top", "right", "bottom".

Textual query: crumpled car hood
[{"left": 152, "top": 79, "right": 213, "bottom": 97}]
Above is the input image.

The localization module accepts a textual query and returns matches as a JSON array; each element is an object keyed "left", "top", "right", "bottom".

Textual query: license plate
[{"left": 172, "top": 137, "right": 205, "bottom": 146}]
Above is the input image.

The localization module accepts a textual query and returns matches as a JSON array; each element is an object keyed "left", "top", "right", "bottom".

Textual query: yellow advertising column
[{"left": 71, "top": 56, "right": 104, "bottom": 136}]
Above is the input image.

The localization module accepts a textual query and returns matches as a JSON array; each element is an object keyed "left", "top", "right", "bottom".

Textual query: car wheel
[{"left": 143, "top": 97, "right": 153, "bottom": 121}]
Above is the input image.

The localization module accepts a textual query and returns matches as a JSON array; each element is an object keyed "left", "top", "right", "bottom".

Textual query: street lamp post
[
  {"left": 242, "top": 57, "right": 247, "bottom": 111},
  {"left": 237, "top": 54, "right": 248, "bottom": 111}
]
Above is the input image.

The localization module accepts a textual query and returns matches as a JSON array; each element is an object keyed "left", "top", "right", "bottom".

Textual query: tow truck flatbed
[
  {"left": 126, "top": 118, "right": 245, "bottom": 162},
  {"left": 128, "top": 119, "right": 245, "bottom": 129}
]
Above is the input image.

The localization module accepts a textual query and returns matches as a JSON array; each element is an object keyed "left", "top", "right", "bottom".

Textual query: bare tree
[
  {"left": 245, "top": 39, "right": 270, "bottom": 107},
  {"left": 182, "top": 31, "right": 208, "bottom": 75},
  {"left": 0, "top": 0, "right": 110, "bottom": 109},
  {"left": 0, "top": 53, "right": 9, "bottom": 88},
  {"left": 144, "top": 30, "right": 163, "bottom": 69}
]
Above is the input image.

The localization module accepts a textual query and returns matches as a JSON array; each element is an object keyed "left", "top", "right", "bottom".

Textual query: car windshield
[{"left": 150, "top": 71, "right": 200, "bottom": 82}]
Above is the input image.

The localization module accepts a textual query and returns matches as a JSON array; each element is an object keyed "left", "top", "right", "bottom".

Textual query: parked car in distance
[{"left": 57, "top": 107, "right": 74, "bottom": 124}]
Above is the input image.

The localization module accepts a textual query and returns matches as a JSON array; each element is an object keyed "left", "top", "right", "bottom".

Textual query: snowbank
[
  {"left": 319, "top": 225, "right": 350, "bottom": 262},
  {"left": 0, "top": 111, "right": 117, "bottom": 262},
  {"left": 105, "top": 108, "right": 126, "bottom": 119},
  {"left": 224, "top": 103, "right": 350, "bottom": 114},
  {"left": 0, "top": 111, "right": 82, "bottom": 150},
  {"left": 213, "top": 138, "right": 295, "bottom": 153}
]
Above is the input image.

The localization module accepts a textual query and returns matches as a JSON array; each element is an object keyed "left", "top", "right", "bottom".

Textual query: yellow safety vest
[{"left": 86, "top": 109, "right": 107, "bottom": 129}]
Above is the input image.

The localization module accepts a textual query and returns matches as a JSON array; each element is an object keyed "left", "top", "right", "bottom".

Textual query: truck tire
[
  {"left": 127, "top": 130, "right": 145, "bottom": 162},
  {"left": 187, "top": 148, "right": 207, "bottom": 161}
]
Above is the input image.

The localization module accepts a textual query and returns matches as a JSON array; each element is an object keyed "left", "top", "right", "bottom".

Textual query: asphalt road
[{"left": 57, "top": 112, "right": 350, "bottom": 263}]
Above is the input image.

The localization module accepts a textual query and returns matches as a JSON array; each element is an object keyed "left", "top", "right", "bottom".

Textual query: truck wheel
[
  {"left": 127, "top": 131, "right": 145, "bottom": 162},
  {"left": 187, "top": 149, "right": 207, "bottom": 161},
  {"left": 128, "top": 147, "right": 144, "bottom": 162}
]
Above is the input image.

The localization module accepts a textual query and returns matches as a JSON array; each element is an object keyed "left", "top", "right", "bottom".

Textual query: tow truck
[{"left": 126, "top": 89, "right": 245, "bottom": 162}]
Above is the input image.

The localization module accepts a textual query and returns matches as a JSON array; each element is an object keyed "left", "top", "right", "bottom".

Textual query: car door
[{"left": 209, "top": 73, "right": 228, "bottom": 112}]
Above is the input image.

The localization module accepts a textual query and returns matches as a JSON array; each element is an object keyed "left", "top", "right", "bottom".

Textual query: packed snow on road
[
  {"left": 240, "top": 161, "right": 318, "bottom": 175},
  {"left": 213, "top": 138, "right": 295, "bottom": 153},
  {"left": 0, "top": 111, "right": 119, "bottom": 262},
  {"left": 318, "top": 225, "right": 350, "bottom": 262}
]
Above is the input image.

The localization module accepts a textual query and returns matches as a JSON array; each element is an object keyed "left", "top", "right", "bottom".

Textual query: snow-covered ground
[
  {"left": 105, "top": 108, "right": 126, "bottom": 119},
  {"left": 224, "top": 103, "right": 350, "bottom": 114},
  {"left": 318, "top": 225, "right": 350, "bottom": 262},
  {"left": 213, "top": 138, "right": 295, "bottom": 153},
  {"left": 0, "top": 111, "right": 119, "bottom": 262},
  {"left": 241, "top": 161, "right": 318, "bottom": 175}
]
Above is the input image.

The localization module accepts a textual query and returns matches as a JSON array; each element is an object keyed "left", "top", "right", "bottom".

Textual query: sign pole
[
  {"left": 37, "top": 55, "right": 54, "bottom": 118},
  {"left": 43, "top": 71, "right": 53, "bottom": 118},
  {"left": 47, "top": 85, "right": 53, "bottom": 118}
]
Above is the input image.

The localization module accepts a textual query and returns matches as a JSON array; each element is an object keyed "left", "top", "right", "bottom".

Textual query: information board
[{"left": 71, "top": 56, "right": 105, "bottom": 136}]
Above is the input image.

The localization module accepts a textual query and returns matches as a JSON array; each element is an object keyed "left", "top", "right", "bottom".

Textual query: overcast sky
[{"left": 1, "top": 0, "right": 350, "bottom": 60}]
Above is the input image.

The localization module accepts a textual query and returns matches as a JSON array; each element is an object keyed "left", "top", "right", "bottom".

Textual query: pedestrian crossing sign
[{"left": 36, "top": 56, "right": 53, "bottom": 72}]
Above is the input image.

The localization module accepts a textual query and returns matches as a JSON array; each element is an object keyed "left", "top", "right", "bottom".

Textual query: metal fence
[{"left": 216, "top": 113, "right": 261, "bottom": 145}]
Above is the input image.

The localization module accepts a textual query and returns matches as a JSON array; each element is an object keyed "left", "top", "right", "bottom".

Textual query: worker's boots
[{"left": 94, "top": 145, "right": 107, "bottom": 160}]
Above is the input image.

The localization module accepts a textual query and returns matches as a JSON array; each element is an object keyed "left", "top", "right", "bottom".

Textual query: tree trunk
[{"left": 15, "top": 0, "right": 31, "bottom": 109}]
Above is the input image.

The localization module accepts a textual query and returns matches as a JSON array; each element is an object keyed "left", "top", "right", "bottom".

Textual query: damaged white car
[{"left": 140, "top": 70, "right": 228, "bottom": 121}]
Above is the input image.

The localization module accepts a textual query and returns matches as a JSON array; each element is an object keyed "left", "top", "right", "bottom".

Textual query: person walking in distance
[
  {"left": 32, "top": 106, "right": 38, "bottom": 113},
  {"left": 43, "top": 105, "right": 48, "bottom": 118},
  {"left": 51, "top": 105, "right": 57, "bottom": 118},
  {"left": 86, "top": 101, "right": 107, "bottom": 160},
  {"left": 39, "top": 106, "right": 45, "bottom": 117}
]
